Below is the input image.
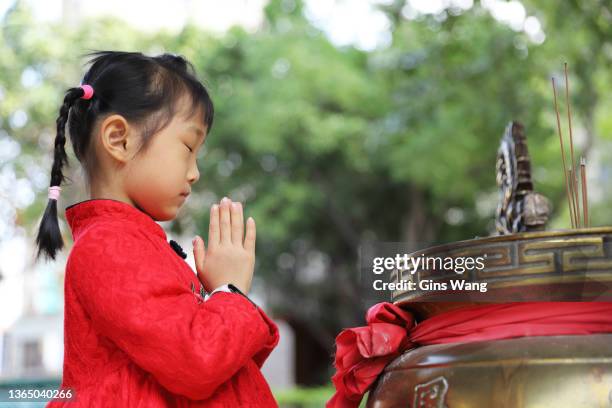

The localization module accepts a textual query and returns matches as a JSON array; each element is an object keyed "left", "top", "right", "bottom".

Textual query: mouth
[{"left": 180, "top": 192, "right": 190, "bottom": 198}]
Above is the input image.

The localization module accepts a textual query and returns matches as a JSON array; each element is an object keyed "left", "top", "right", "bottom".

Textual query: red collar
[{"left": 65, "top": 199, "right": 167, "bottom": 241}]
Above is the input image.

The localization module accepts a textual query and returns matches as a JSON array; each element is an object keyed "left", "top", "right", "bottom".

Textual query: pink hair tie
[
  {"left": 48, "top": 186, "right": 61, "bottom": 201},
  {"left": 80, "top": 84, "right": 94, "bottom": 100}
]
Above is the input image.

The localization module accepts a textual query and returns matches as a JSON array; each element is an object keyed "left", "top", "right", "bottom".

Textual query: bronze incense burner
[{"left": 366, "top": 122, "right": 612, "bottom": 407}]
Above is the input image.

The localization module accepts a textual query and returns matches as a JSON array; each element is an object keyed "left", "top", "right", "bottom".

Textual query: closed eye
[{"left": 184, "top": 144, "right": 193, "bottom": 152}]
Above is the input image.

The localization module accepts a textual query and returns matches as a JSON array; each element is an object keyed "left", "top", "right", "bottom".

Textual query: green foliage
[
  {"left": 273, "top": 385, "right": 334, "bottom": 408},
  {"left": 2, "top": 0, "right": 612, "bottom": 386},
  {"left": 273, "top": 385, "right": 368, "bottom": 408}
]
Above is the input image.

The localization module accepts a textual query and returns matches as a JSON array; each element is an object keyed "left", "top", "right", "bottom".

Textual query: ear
[{"left": 99, "top": 114, "right": 138, "bottom": 163}]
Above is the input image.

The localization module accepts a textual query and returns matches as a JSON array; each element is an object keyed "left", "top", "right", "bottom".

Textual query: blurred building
[{"left": 0, "top": 243, "right": 64, "bottom": 381}]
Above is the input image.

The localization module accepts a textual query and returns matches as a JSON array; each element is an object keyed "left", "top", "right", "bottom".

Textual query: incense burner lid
[{"left": 393, "top": 227, "right": 612, "bottom": 319}]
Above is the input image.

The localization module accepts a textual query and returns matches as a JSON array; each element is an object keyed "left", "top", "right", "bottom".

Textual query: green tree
[{"left": 3, "top": 0, "right": 611, "bottom": 387}]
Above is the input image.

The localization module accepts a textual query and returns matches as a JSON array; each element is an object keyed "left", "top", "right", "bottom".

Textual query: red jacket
[{"left": 48, "top": 199, "right": 280, "bottom": 407}]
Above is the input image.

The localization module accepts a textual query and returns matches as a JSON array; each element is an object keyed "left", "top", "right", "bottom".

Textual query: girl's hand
[{"left": 193, "top": 197, "right": 256, "bottom": 294}]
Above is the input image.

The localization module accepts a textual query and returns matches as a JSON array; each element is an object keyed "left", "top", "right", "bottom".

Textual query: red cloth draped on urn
[{"left": 327, "top": 301, "right": 612, "bottom": 408}]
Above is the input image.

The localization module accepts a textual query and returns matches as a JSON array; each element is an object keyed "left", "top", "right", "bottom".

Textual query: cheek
[{"left": 126, "top": 153, "right": 183, "bottom": 198}]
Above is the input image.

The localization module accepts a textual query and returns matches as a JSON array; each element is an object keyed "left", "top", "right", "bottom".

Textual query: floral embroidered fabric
[{"left": 47, "top": 199, "right": 279, "bottom": 407}]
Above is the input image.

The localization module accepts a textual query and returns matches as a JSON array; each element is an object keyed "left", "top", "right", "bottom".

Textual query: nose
[{"left": 187, "top": 159, "right": 200, "bottom": 184}]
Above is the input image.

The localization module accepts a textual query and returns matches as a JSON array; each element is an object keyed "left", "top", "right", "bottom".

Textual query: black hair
[{"left": 35, "top": 50, "right": 215, "bottom": 261}]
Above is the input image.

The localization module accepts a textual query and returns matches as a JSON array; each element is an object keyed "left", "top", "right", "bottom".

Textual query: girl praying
[{"left": 36, "top": 51, "right": 279, "bottom": 407}]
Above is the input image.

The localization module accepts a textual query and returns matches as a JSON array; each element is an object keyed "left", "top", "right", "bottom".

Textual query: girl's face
[{"left": 123, "top": 96, "right": 207, "bottom": 221}]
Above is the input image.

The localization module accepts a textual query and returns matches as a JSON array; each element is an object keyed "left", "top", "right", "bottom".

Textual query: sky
[{"left": 0, "top": 0, "right": 545, "bottom": 50}]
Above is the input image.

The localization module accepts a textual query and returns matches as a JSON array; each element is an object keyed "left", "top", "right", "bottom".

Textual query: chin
[
  {"left": 135, "top": 198, "right": 180, "bottom": 222},
  {"left": 157, "top": 212, "right": 178, "bottom": 222},
  {"left": 149, "top": 206, "right": 179, "bottom": 222}
]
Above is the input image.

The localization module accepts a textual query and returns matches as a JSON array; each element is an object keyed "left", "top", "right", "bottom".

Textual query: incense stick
[
  {"left": 580, "top": 157, "right": 589, "bottom": 228},
  {"left": 564, "top": 63, "right": 581, "bottom": 227},
  {"left": 552, "top": 77, "right": 575, "bottom": 228},
  {"left": 568, "top": 167, "right": 578, "bottom": 228}
]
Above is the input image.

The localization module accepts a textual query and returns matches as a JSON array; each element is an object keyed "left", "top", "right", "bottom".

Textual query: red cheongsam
[{"left": 47, "top": 199, "right": 280, "bottom": 407}]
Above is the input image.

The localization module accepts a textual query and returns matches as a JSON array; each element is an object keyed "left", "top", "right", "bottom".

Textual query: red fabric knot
[
  {"left": 326, "top": 301, "right": 612, "bottom": 408},
  {"left": 327, "top": 302, "right": 415, "bottom": 408}
]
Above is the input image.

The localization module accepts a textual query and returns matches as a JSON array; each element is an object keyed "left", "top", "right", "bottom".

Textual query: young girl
[{"left": 35, "top": 51, "right": 280, "bottom": 407}]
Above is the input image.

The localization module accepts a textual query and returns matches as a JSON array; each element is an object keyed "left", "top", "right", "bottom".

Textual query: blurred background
[{"left": 1, "top": 0, "right": 611, "bottom": 406}]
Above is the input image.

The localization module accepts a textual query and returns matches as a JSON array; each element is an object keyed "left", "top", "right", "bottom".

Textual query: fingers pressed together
[{"left": 208, "top": 197, "right": 255, "bottom": 251}]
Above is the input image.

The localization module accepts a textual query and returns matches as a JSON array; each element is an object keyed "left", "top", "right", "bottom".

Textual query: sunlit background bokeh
[{"left": 1, "top": 0, "right": 611, "bottom": 406}]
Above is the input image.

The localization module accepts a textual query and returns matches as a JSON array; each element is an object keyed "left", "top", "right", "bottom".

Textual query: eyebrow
[
  {"left": 188, "top": 125, "right": 206, "bottom": 137},
  {"left": 187, "top": 125, "right": 207, "bottom": 146}
]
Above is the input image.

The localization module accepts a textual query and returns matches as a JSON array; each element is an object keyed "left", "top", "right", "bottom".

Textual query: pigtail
[{"left": 35, "top": 87, "right": 85, "bottom": 261}]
